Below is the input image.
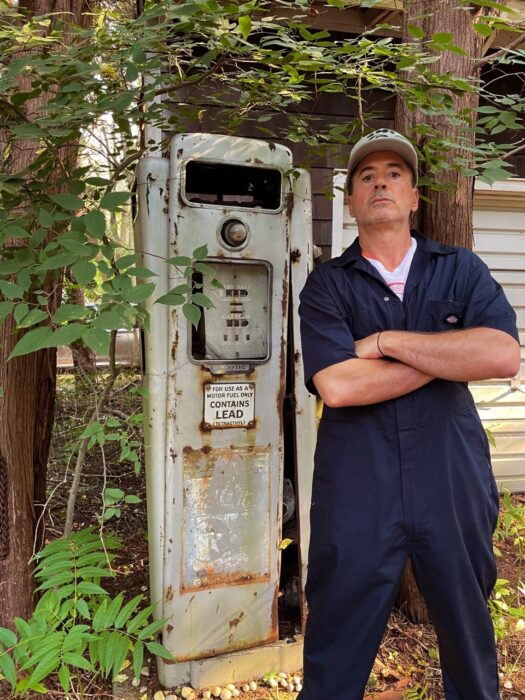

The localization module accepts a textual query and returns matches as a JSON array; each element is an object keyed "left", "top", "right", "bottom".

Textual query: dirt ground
[{"left": 2, "top": 370, "right": 525, "bottom": 699}]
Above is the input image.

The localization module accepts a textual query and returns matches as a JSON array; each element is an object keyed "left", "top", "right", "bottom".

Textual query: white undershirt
[{"left": 364, "top": 237, "right": 417, "bottom": 302}]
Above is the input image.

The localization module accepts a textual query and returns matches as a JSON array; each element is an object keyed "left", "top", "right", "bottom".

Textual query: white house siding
[{"left": 470, "top": 184, "right": 525, "bottom": 492}]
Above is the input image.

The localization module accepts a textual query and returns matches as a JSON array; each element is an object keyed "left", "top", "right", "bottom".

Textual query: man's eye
[
  {"left": 390, "top": 171, "right": 401, "bottom": 178},
  {"left": 362, "top": 175, "right": 372, "bottom": 182}
]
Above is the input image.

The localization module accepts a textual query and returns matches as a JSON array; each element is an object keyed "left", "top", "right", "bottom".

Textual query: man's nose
[{"left": 374, "top": 181, "right": 387, "bottom": 189}]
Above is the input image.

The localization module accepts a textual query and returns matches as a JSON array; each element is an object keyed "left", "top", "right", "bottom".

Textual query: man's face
[{"left": 347, "top": 150, "right": 419, "bottom": 228}]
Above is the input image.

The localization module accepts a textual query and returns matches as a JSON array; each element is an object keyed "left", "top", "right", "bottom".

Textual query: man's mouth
[{"left": 370, "top": 196, "right": 393, "bottom": 204}]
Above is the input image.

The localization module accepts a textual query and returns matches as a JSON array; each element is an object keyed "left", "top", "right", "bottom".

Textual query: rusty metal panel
[
  {"left": 181, "top": 445, "right": 271, "bottom": 592},
  {"left": 157, "top": 134, "right": 293, "bottom": 685},
  {"left": 289, "top": 169, "right": 317, "bottom": 631}
]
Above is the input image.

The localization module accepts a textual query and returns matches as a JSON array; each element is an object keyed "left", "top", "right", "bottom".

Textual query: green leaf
[
  {"left": 61, "top": 653, "right": 93, "bottom": 671},
  {"left": 473, "top": 22, "right": 493, "bottom": 37},
  {"left": 92, "top": 599, "right": 109, "bottom": 633},
  {"left": 0, "top": 652, "right": 17, "bottom": 689},
  {"left": 9, "top": 327, "right": 53, "bottom": 360},
  {"left": 93, "top": 309, "right": 126, "bottom": 331},
  {"left": 4, "top": 224, "right": 31, "bottom": 239},
  {"left": 132, "top": 641, "right": 144, "bottom": 680},
  {"left": 17, "top": 308, "right": 48, "bottom": 329},
  {"left": 126, "top": 606, "right": 154, "bottom": 635},
  {"left": 52, "top": 304, "right": 90, "bottom": 323},
  {"left": 407, "top": 24, "right": 425, "bottom": 39},
  {"left": 38, "top": 208, "right": 54, "bottom": 227},
  {"left": 145, "top": 641, "right": 174, "bottom": 660},
  {"left": 14, "top": 617, "right": 32, "bottom": 638},
  {"left": 47, "top": 323, "right": 84, "bottom": 346},
  {"left": 155, "top": 292, "right": 185, "bottom": 306},
  {"left": 13, "top": 303, "right": 29, "bottom": 324},
  {"left": 194, "top": 262, "right": 216, "bottom": 277},
  {"left": 49, "top": 193, "right": 84, "bottom": 211},
  {"left": 168, "top": 255, "right": 192, "bottom": 266},
  {"left": 71, "top": 260, "right": 97, "bottom": 287},
  {"left": 0, "top": 628, "right": 17, "bottom": 648},
  {"left": 104, "top": 487, "right": 124, "bottom": 503},
  {"left": 137, "top": 617, "right": 165, "bottom": 640},
  {"left": 114, "top": 595, "right": 143, "bottom": 629},
  {"left": 0, "top": 301, "right": 14, "bottom": 322},
  {"left": 174, "top": 283, "right": 194, "bottom": 296},
  {"left": 11, "top": 123, "right": 42, "bottom": 139},
  {"left": 0, "top": 259, "right": 21, "bottom": 275},
  {"left": 39, "top": 253, "right": 78, "bottom": 270},
  {"left": 84, "top": 210, "right": 106, "bottom": 237},
  {"left": 111, "top": 633, "right": 130, "bottom": 679},
  {"left": 76, "top": 565, "right": 113, "bottom": 579},
  {"left": 103, "top": 507, "right": 120, "bottom": 520},
  {"left": 124, "top": 494, "right": 141, "bottom": 504},
  {"left": 238, "top": 15, "right": 252, "bottom": 39},
  {"left": 104, "top": 631, "right": 121, "bottom": 677},
  {"left": 132, "top": 44, "right": 147, "bottom": 63},
  {"left": 58, "top": 664, "right": 70, "bottom": 694},
  {"left": 191, "top": 292, "right": 214, "bottom": 309},
  {"left": 99, "top": 191, "right": 131, "bottom": 210},
  {"left": 183, "top": 302, "right": 201, "bottom": 328},
  {"left": 192, "top": 244, "right": 208, "bottom": 260},
  {"left": 36, "top": 570, "right": 75, "bottom": 591},
  {"left": 127, "top": 267, "right": 157, "bottom": 279},
  {"left": 431, "top": 32, "right": 454, "bottom": 43},
  {"left": 116, "top": 254, "right": 138, "bottom": 270},
  {"left": 27, "top": 649, "right": 61, "bottom": 686},
  {"left": 123, "top": 283, "right": 155, "bottom": 304},
  {"left": 125, "top": 61, "right": 139, "bottom": 82},
  {"left": 76, "top": 598, "right": 91, "bottom": 619},
  {"left": 82, "top": 327, "right": 110, "bottom": 356},
  {"left": 77, "top": 581, "right": 108, "bottom": 596},
  {"left": 0, "top": 280, "right": 26, "bottom": 299}
]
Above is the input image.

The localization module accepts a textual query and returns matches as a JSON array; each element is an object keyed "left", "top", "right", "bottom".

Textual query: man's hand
[{"left": 355, "top": 333, "right": 383, "bottom": 360}]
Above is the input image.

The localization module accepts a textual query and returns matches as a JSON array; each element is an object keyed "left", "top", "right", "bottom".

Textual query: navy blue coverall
[{"left": 298, "top": 230, "right": 519, "bottom": 700}]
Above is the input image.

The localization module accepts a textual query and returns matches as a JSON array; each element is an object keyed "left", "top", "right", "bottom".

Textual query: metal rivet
[{"left": 384, "top": 296, "right": 390, "bottom": 301}]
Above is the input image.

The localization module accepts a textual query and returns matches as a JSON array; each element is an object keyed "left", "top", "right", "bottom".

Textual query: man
[{"left": 298, "top": 129, "right": 520, "bottom": 700}]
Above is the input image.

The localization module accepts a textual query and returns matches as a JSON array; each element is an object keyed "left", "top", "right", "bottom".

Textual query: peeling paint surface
[{"left": 181, "top": 445, "right": 271, "bottom": 593}]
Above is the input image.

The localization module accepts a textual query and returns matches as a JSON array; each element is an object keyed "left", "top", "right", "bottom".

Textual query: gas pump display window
[
  {"left": 183, "top": 161, "right": 282, "bottom": 211},
  {"left": 191, "top": 260, "right": 271, "bottom": 363}
]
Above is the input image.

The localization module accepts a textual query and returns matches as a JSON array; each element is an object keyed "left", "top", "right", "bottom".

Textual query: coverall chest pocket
[{"left": 427, "top": 300, "right": 467, "bottom": 331}]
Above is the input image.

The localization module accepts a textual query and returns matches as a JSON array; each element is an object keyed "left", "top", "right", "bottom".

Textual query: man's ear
[
  {"left": 411, "top": 187, "right": 419, "bottom": 213},
  {"left": 347, "top": 195, "right": 355, "bottom": 218}
]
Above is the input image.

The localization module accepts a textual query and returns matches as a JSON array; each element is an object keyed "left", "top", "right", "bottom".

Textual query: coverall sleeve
[
  {"left": 299, "top": 266, "right": 357, "bottom": 395},
  {"left": 462, "top": 252, "right": 520, "bottom": 343}
]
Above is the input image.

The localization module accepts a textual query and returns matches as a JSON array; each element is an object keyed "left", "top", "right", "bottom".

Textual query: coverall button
[{"left": 384, "top": 296, "right": 390, "bottom": 301}]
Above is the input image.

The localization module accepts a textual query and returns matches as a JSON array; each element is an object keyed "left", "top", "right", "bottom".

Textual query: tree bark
[
  {"left": 0, "top": 0, "right": 90, "bottom": 627},
  {"left": 395, "top": 0, "right": 488, "bottom": 249},
  {"left": 394, "top": 0, "right": 503, "bottom": 623}
]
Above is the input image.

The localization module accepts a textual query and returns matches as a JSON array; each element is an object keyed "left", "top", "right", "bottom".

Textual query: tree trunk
[
  {"left": 395, "top": 0, "right": 488, "bottom": 248},
  {"left": 394, "top": 0, "right": 502, "bottom": 623},
  {"left": 0, "top": 0, "right": 89, "bottom": 627}
]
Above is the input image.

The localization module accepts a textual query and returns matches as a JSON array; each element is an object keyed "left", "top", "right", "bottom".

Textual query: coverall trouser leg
[{"left": 298, "top": 411, "right": 500, "bottom": 700}]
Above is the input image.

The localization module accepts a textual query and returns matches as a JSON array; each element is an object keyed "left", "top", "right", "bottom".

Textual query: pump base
[{"left": 157, "top": 635, "right": 304, "bottom": 689}]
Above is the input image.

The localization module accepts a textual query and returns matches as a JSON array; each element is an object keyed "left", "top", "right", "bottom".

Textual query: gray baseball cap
[{"left": 346, "top": 129, "right": 418, "bottom": 192}]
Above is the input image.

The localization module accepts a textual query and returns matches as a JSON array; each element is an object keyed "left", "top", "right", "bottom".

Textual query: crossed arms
[{"left": 313, "top": 328, "right": 521, "bottom": 408}]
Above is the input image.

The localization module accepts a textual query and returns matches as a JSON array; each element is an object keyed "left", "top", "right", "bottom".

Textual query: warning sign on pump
[{"left": 203, "top": 382, "right": 255, "bottom": 428}]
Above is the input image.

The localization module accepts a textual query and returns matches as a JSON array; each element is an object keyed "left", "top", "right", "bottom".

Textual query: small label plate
[{"left": 203, "top": 382, "right": 255, "bottom": 428}]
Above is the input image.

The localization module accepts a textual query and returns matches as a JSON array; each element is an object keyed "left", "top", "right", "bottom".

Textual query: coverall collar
[
  {"left": 330, "top": 229, "right": 456, "bottom": 303},
  {"left": 330, "top": 229, "right": 456, "bottom": 269}
]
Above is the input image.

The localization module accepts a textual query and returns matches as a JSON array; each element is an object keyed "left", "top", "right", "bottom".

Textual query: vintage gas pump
[{"left": 135, "top": 134, "right": 316, "bottom": 688}]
